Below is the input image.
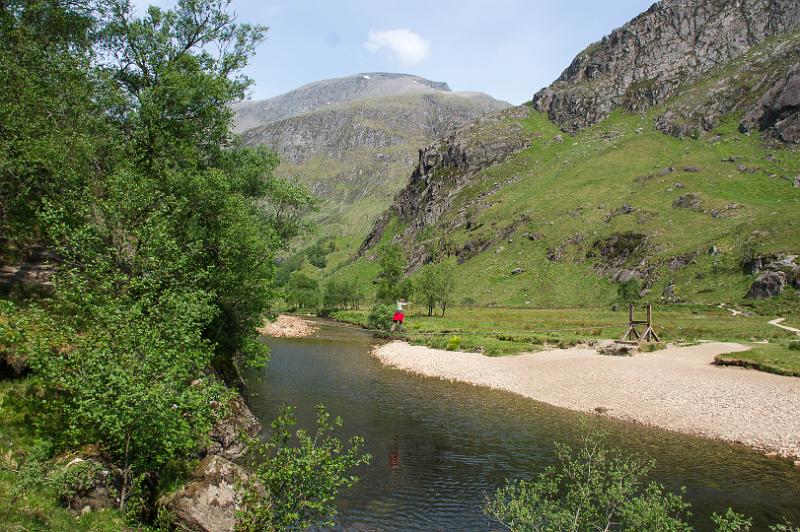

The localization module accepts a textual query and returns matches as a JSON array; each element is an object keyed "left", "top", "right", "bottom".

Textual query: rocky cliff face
[
  {"left": 358, "top": 105, "right": 533, "bottom": 266},
  {"left": 533, "top": 0, "right": 800, "bottom": 135}
]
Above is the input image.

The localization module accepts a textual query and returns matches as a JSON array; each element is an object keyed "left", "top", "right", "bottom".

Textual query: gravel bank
[
  {"left": 373, "top": 341, "right": 800, "bottom": 459},
  {"left": 257, "top": 315, "right": 318, "bottom": 338}
]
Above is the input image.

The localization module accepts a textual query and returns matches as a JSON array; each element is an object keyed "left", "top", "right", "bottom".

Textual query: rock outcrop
[
  {"left": 358, "top": 106, "right": 533, "bottom": 264},
  {"left": 744, "top": 254, "right": 800, "bottom": 297},
  {"left": 159, "top": 455, "right": 248, "bottom": 532},
  {"left": 207, "top": 395, "right": 261, "bottom": 462},
  {"left": 160, "top": 394, "right": 261, "bottom": 531},
  {"left": 741, "top": 62, "right": 800, "bottom": 143},
  {"left": 533, "top": 0, "right": 800, "bottom": 135}
]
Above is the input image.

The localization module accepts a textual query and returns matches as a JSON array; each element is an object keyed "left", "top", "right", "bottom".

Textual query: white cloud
[{"left": 364, "top": 29, "right": 430, "bottom": 65}]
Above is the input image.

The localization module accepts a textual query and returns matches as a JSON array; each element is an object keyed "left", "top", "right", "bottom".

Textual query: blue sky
[{"left": 134, "top": 1, "right": 657, "bottom": 104}]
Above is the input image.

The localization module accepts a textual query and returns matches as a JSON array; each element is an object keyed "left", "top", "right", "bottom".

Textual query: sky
[{"left": 133, "top": 0, "right": 657, "bottom": 105}]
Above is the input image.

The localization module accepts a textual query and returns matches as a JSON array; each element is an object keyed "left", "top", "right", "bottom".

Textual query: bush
[
  {"left": 788, "top": 341, "right": 800, "bottom": 352},
  {"left": 446, "top": 336, "right": 462, "bottom": 351},
  {"left": 485, "top": 428, "right": 796, "bottom": 532},
  {"left": 617, "top": 279, "right": 642, "bottom": 303},
  {"left": 485, "top": 428, "right": 693, "bottom": 531},
  {"left": 367, "top": 304, "right": 393, "bottom": 332},
  {"left": 237, "top": 406, "right": 370, "bottom": 531}
]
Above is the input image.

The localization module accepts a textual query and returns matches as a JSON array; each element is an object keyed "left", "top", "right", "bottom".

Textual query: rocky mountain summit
[
  {"left": 533, "top": 0, "right": 800, "bottom": 139},
  {"left": 232, "top": 74, "right": 509, "bottom": 252},
  {"left": 232, "top": 73, "right": 454, "bottom": 133}
]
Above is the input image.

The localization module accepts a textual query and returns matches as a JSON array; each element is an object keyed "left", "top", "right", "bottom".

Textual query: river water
[{"left": 244, "top": 319, "right": 800, "bottom": 531}]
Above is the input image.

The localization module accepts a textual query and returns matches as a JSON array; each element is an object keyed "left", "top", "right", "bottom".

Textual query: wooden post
[
  {"left": 641, "top": 304, "right": 660, "bottom": 343},
  {"left": 620, "top": 303, "right": 660, "bottom": 343}
]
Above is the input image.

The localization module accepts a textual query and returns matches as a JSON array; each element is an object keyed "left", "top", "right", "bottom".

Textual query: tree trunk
[{"left": 119, "top": 430, "right": 132, "bottom": 511}]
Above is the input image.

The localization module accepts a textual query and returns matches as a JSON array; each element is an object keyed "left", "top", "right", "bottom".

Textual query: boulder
[
  {"left": 672, "top": 193, "right": 702, "bottom": 209},
  {"left": 794, "top": 176, "right": 800, "bottom": 188},
  {"left": 598, "top": 343, "right": 635, "bottom": 357},
  {"left": 55, "top": 456, "right": 120, "bottom": 513},
  {"left": 511, "top": 268, "right": 524, "bottom": 275},
  {"left": 662, "top": 282, "right": 680, "bottom": 302},
  {"left": 208, "top": 396, "right": 261, "bottom": 462},
  {"left": 746, "top": 271, "right": 786, "bottom": 298},
  {"left": 160, "top": 455, "right": 248, "bottom": 532}
]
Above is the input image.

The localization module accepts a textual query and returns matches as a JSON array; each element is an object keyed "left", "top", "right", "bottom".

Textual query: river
[{"left": 244, "top": 319, "right": 800, "bottom": 531}]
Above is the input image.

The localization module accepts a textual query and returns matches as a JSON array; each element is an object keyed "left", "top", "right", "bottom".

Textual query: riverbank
[
  {"left": 257, "top": 314, "right": 318, "bottom": 338},
  {"left": 372, "top": 340, "right": 800, "bottom": 460}
]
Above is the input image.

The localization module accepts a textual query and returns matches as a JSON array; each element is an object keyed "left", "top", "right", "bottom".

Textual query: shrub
[
  {"left": 446, "top": 336, "right": 462, "bottom": 351},
  {"left": 367, "top": 304, "right": 393, "bottom": 332},
  {"left": 485, "top": 428, "right": 694, "bottom": 531},
  {"left": 641, "top": 342, "right": 667, "bottom": 353},
  {"left": 617, "top": 279, "right": 642, "bottom": 303},
  {"left": 236, "top": 406, "right": 370, "bottom": 531},
  {"left": 788, "top": 341, "right": 800, "bottom": 352}
]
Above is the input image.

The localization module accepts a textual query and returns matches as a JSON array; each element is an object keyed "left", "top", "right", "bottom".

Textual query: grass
[
  {"left": 331, "top": 304, "right": 800, "bottom": 373},
  {"left": 715, "top": 342, "right": 800, "bottom": 377},
  {"left": 0, "top": 379, "right": 127, "bottom": 531}
]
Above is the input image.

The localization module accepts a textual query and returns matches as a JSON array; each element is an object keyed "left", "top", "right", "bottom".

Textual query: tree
[
  {"left": 1, "top": 0, "right": 316, "bottom": 513},
  {"left": 437, "top": 259, "right": 456, "bottom": 317},
  {"left": 376, "top": 243, "right": 406, "bottom": 303},
  {"left": 416, "top": 264, "right": 440, "bottom": 316},
  {"left": 236, "top": 405, "right": 370, "bottom": 531},
  {"left": 286, "top": 271, "right": 320, "bottom": 311},
  {"left": 414, "top": 259, "right": 456, "bottom": 317}
]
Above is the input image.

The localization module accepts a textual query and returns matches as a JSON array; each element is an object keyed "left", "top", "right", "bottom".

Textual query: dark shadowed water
[{"left": 244, "top": 319, "right": 800, "bottom": 531}]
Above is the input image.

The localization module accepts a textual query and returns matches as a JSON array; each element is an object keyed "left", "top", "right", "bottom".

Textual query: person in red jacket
[{"left": 391, "top": 299, "right": 410, "bottom": 332}]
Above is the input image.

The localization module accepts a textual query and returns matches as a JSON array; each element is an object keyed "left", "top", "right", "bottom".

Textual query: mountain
[
  {"left": 232, "top": 73, "right": 509, "bottom": 262},
  {"left": 532, "top": 0, "right": 800, "bottom": 135},
  {"left": 346, "top": 0, "right": 800, "bottom": 308}
]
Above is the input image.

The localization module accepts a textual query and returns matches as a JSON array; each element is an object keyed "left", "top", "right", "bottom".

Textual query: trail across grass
[{"left": 331, "top": 305, "right": 800, "bottom": 375}]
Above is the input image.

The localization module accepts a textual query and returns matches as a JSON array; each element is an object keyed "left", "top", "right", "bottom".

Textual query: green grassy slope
[{"left": 332, "top": 107, "right": 799, "bottom": 310}]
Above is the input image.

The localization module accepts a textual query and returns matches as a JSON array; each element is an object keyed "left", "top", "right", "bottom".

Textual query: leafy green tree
[
  {"left": 437, "top": 259, "right": 456, "bottom": 317},
  {"left": 415, "top": 259, "right": 456, "bottom": 317},
  {"left": 617, "top": 279, "right": 642, "bottom": 304},
  {"left": 375, "top": 243, "right": 406, "bottom": 303},
  {"left": 416, "top": 263, "right": 440, "bottom": 316},
  {"left": 26, "top": 300, "right": 232, "bottom": 509},
  {"left": 286, "top": 271, "right": 320, "bottom": 311},
  {"left": 236, "top": 405, "right": 370, "bottom": 531},
  {"left": 1, "top": 0, "right": 316, "bottom": 512}
]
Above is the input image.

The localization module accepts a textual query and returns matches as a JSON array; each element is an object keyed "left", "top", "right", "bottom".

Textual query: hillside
[
  {"left": 341, "top": 3, "right": 800, "bottom": 310},
  {"left": 233, "top": 73, "right": 509, "bottom": 262}
]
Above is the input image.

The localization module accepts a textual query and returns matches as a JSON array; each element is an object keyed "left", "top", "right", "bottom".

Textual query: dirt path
[
  {"left": 257, "top": 314, "right": 318, "bottom": 338},
  {"left": 373, "top": 341, "right": 800, "bottom": 460},
  {"left": 769, "top": 318, "right": 800, "bottom": 336}
]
